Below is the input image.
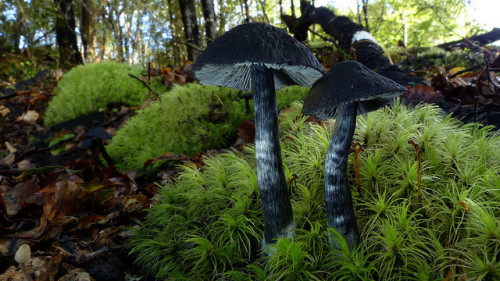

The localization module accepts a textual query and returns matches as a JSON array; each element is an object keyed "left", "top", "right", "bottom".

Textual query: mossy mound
[
  {"left": 44, "top": 61, "right": 162, "bottom": 127},
  {"left": 106, "top": 84, "right": 308, "bottom": 171},
  {"left": 129, "top": 100, "right": 500, "bottom": 280},
  {"left": 387, "top": 46, "right": 485, "bottom": 71}
]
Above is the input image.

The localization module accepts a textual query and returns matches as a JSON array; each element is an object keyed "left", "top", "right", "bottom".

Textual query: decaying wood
[
  {"left": 438, "top": 28, "right": 500, "bottom": 51},
  {"left": 282, "top": 1, "right": 423, "bottom": 86}
]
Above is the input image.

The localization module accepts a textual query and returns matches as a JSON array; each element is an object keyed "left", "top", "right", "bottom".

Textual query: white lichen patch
[{"left": 351, "top": 30, "right": 380, "bottom": 46}]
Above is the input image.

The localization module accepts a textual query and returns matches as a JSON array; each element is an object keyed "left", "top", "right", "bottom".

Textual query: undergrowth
[
  {"left": 44, "top": 61, "right": 165, "bottom": 126},
  {"left": 129, "top": 100, "right": 500, "bottom": 280},
  {"left": 107, "top": 84, "right": 308, "bottom": 171}
]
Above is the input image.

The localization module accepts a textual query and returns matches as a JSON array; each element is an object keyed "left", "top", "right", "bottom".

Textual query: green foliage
[
  {"left": 107, "top": 84, "right": 308, "bottom": 171},
  {"left": 129, "top": 100, "right": 500, "bottom": 280},
  {"left": 43, "top": 61, "right": 162, "bottom": 127},
  {"left": 347, "top": 0, "right": 474, "bottom": 48}
]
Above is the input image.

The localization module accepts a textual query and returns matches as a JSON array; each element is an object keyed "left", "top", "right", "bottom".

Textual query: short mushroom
[
  {"left": 15, "top": 244, "right": 33, "bottom": 281},
  {"left": 193, "top": 22, "right": 324, "bottom": 246},
  {"left": 302, "top": 60, "right": 407, "bottom": 250},
  {"left": 82, "top": 127, "right": 114, "bottom": 166}
]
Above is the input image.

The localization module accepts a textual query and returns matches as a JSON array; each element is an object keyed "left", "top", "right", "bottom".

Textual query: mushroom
[
  {"left": 15, "top": 244, "right": 33, "bottom": 281},
  {"left": 82, "top": 127, "right": 114, "bottom": 166},
  {"left": 302, "top": 61, "right": 407, "bottom": 250},
  {"left": 193, "top": 22, "right": 324, "bottom": 246}
]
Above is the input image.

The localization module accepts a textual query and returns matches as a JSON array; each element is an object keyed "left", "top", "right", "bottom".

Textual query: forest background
[
  {"left": 1, "top": 0, "right": 498, "bottom": 85},
  {"left": 2, "top": 1, "right": 500, "bottom": 280}
]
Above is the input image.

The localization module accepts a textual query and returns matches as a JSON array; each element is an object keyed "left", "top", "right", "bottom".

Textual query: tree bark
[
  {"left": 217, "top": 0, "right": 227, "bottom": 35},
  {"left": 362, "top": 0, "right": 369, "bottom": 32},
  {"left": 200, "top": 0, "right": 218, "bottom": 41},
  {"left": 112, "top": 5, "right": 125, "bottom": 61},
  {"left": 80, "top": 0, "right": 97, "bottom": 63},
  {"left": 240, "top": 0, "right": 251, "bottom": 23},
  {"left": 178, "top": 0, "right": 202, "bottom": 61},
  {"left": 12, "top": 7, "right": 24, "bottom": 52},
  {"left": 283, "top": 1, "right": 422, "bottom": 86},
  {"left": 169, "top": 0, "right": 181, "bottom": 64},
  {"left": 54, "top": 0, "right": 83, "bottom": 68}
]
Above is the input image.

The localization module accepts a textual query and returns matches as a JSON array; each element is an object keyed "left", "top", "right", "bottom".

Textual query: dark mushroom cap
[
  {"left": 82, "top": 127, "right": 111, "bottom": 148},
  {"left": 303, "top": 61, "right": 407, "bottom": 119},
  {"left": 193, "top": 22, "right": 324, "bottom": 91},
  {"left": 85, "top": 127, "right": 112, "bottom": 140}
]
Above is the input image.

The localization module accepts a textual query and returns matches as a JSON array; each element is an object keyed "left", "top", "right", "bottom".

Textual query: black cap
[
  {"left": 303, "top": 61, "right": 407, "bottom": 119},
  {"left": 193, "top": 22, "right": 324, "bottom": 91}
]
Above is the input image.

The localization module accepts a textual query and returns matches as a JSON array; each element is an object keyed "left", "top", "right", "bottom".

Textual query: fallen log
[
  {"left": 282, "top": 1, "right": 500, "bottom": 131},
  {"left": 282, "top": 0, "right": 424, "bottom": 86},
  {"left": 438, "top": 28, "right": 500, "bottom": 50}
]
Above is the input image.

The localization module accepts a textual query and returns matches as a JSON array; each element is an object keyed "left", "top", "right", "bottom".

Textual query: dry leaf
[
  {"left": 17, "top": 160, "right": 33, "bottom": 171},
  {"left": 16, "top": 110, "right": 39, "bottom": 124},
  {"left": 0, "top": 176, "right": 42, "bottom": 215},
  {"left": 5, "top": 141, "right": 17, "bottom": 153},
  {"left": 0, "top": 153, "right": 16, "bottom": 166},
  {"left": 0, "top": 104, "right": 10, "bottom": 116}
]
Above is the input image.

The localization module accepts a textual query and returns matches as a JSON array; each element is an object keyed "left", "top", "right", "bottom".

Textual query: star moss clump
[
  {"left": 129, "top": 100, "right": 500, "bottom": 280},
  {"left": 44, "top": 61, "right": 165, "bottom": 127},
  {"left": 106, "top": 84, "right": 309, "bottom": 171}
]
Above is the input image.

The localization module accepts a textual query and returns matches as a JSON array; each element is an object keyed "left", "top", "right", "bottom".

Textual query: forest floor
[{"left": 1, "top": 46, "right": 500, "bottom": 281}]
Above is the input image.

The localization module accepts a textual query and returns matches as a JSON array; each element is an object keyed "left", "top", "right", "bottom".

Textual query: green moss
[
  {"left": 129, "top": 100, "right": 500, "bottom": 280},
  {"left": 388, "top": 46, "right": 485, "bottom": 70},
  {"left": 107, "top": 84, "right": 309, "bottom": 171},
  {"left": 44, "top": 61, "right": 164, "bottom": 127}
]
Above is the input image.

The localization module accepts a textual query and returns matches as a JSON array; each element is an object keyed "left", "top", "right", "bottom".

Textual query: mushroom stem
[
  {"left": 251, "top": 64, "right": 295, "bottom": 248},
  {"left": 20, "top": 263, "right": 33, "bottom": 281},
  {"left": 325, "top": 101, "right": 360, "bottom": 251}
]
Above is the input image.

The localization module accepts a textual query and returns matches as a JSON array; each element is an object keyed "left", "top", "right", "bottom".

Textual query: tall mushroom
[
  {"left": 302, "top": 61, "right": 407, "bottom": 250},
  {"left": 193, "top": 22, "right": 323, "bottom": 246}
]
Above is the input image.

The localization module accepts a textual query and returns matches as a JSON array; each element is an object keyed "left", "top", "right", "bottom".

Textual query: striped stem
[
  {"left": 325, "top": 101, "right": 360, "bottom": 250},
  {"left": 251, "top": 64, "right": 295, "bottom": 249}
]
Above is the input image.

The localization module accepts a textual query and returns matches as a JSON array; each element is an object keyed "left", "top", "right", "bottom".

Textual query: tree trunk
[
  {"left": 362, "top": 0, "right": 369, "bottom": 31},
  {"left": 200, "top": 0, "right": 218, "bottom": 41},
  {"left": 178, "top": 0, "right": 202, "bottom": 61},
  {"left": 123, "top": 2, "right": 131, "bottom": 61},
  {"left": 12, "top": 7, "right": 23, "bottom": 52},
  {"left": 283, "top": 1, "right": 422, "bottom": 86},
  {"left": 80, "top": 0, "right": 97, "bottom": 63},
  {"left": 131, "top": 10, "right": 143, "bottom": 64},
  {"left": 112, "top": 6, "right": 125, "bottom": 61},
  {"left": 54, "top": 0, "right": 83, "bottom": 68},
  {"left": 168, "top": 0, "right": 181, "bottom": 64},
  {"left": 240, "top": 0, "right": 250, "bottom": 23}
]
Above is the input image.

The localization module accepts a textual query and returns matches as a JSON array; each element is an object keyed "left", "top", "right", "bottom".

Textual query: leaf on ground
[
  {"left": 0, "top": 104, "right": 11, "bottom": 116},
  {"left": 57, "top": 268, "right": 94, "bottom": 281},
  {"left": 0, "top": 255, "right": 64, "bottom": 281},
  {"left": 236, "top": 120, "right": 255, "bottom": 146},
  {"left": 0, "top": 152, "right": 16, "bottom": 166},
  {"left": 16, "top": 110, "right": 40, "bottom": 124},
  {"left": 404, "top": 84, "right": 444, "bottom": 104},
  {"left": 0, "top": 176, "right": 42, "bottom": 215},
  {"left": 73, "top": 214, "right": 106, "bottom": 230},
  {"left": 41, "top": 174, "right": 84, "bottom": 223}
]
